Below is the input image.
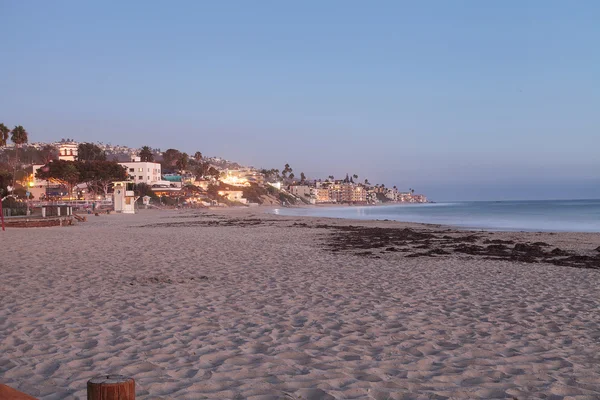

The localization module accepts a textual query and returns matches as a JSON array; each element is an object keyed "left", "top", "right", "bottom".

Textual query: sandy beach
[{"left": 1, "top": 208, "right": 600, "bottom": 399}]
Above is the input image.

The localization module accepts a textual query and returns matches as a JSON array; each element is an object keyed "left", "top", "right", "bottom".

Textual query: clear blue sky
[{"left": 1, "top": 0, "right": 599, "bottom": 201}]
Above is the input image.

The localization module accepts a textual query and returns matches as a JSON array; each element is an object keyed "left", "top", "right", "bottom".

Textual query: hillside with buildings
[{"left": 1, "top": 134, "right": 428, "bottom": 209}]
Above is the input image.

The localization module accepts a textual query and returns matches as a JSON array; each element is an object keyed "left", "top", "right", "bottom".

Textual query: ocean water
[{"left": 273, "top": 199, "right": 600, "bottom": 232}]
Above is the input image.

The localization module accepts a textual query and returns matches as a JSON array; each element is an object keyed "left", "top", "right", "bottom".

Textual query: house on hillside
[
  {"left": 218, "top": 189, "right": 247, "bottom": 204},
  {"left": 58, "top": 143, "right": 78, "bottom": 161}
]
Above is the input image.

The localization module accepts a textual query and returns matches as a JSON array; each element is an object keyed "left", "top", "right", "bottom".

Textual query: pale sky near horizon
[{"left": 1, "top": 1, "right": 599, "bottom": 201}]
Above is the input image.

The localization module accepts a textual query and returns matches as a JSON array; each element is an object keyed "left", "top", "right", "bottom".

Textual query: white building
[
  {"left": 58, "top": 143, "right": 78, "bottom": 161},
  {"left": 119, "top": 157, "right": 162, "bottom": 185},
  {"left": 385, "top": 188, "right": 399, "bottom": 201},
  {"left": 288, "top": 185, "right": 312, "bottom": 199}
]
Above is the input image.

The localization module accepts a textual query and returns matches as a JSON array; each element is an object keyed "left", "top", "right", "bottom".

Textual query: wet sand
[{"left": 1, "top": 208, "right": 600, "bottom": 399}]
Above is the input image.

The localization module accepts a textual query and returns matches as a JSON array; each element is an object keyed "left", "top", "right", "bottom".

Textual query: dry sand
[{"left": 1, "top": 208, "right": 600, "bottom": 399}]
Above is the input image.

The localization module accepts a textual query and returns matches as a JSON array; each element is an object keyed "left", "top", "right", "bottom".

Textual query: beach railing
[{"left": 0, "top": 384, "right": 37, "bottom": 399}]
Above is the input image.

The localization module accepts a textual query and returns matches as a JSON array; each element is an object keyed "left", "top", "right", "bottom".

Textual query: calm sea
[{"left": 273, "top": 200, "right": 600, "bottom": 232}]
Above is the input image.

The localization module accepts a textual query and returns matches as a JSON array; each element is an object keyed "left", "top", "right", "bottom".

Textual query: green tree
[
  {"left": 13, "top": 186, "right": 34, "bottom": 199},
  {"left": 176, "top": 152, "right": 189, "bottom": 171},
  {"left": 207, "top": 166, "right": 220, "bottom": 180},
  {"left": 134, "top": 182, "right": 157, "bottom": 199},
  {"left": 258, "top": 168, "right": 279, "bottom": 183},
  {"left": 139, "top": 146, "right": 154, "bottom": 162},
  {"left": 193, "top": 161, "right": 211, "bottom": 179},
  {"left": 62, "top": 164, "right": 80, "bottom": 198},
  {"left": 207, "top": 183, "right": 221, "bottom": 199},
  {"left": 40, "top": 145, "right": 58, "bottom": 164},
  {"left": 242, "top": 183, "right": 267, "bottom": 204},
  {"left": 36, "top": 160, "right": 80, "bottom": 199},
  {"left": 161, "top": 148, "right": 181, "bottom": 169},
  {"left": 300, "top": 172, "right": 306, "bottom": 183},
  {"left": 77, "top": 142, "right": 106, "bottom": 161},
  {"left": 289, "top": 172, "right": 295, "bottom": 181},
  {"left": 79, "top": 160, "right": 128, "bottom": 197},
  {"left": 193, "top": 151, "right": 203, "bottom": 163},
  {"left": 0, "top": 168, "right": 12, "bottom": 196},
  {"left": 0, "top": 123, "right": 9, "bottom": 147}
]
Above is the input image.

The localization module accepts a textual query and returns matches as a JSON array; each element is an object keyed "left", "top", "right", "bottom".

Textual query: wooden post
[{"left": 87, "top": 375, "right": 135, "bottom": 400}]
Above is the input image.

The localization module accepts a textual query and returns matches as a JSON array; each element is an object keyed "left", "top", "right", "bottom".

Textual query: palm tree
[
  {"left": 282, "top": 163, "right": 292, "bottom": 179},
  {"left": 9, "top": 125, "right": 28, "bottom": 194},
  {"left": 139, "top": 146, "right": 154, "bottom": 162},
  {"left": 0, "top": 123, "right": 9, "bottom": 147},
  {"left": 193, "top": 151, "right": 203, "bottom": 163},
  {"left": 11, "top": 125, "right": 28, "bottom": 165}
]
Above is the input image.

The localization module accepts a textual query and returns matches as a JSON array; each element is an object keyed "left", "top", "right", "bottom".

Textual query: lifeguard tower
[{"left": 113, "top": 182, "right": 138, "bottom": 214}]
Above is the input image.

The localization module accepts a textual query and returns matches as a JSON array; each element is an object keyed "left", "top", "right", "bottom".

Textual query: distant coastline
[{"left": 272, "top": 199, "right": 600, "bottom": 233}]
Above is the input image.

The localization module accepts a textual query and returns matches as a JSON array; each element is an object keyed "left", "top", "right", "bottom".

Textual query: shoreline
[{"left": 264, "top": 201, "right": 600, "bottom": 234}]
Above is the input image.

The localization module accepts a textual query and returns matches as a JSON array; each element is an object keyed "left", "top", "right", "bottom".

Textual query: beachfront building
[
  {"left": 58, "top": 143, "right": 78, "bottom": 161},
  {"left": 218, "top": 189, "right": 247, "bottom": 204},
  {"left": 365, "top": 190, "right": 374, "bottom": 203},
  {"left": 328, "top": 183, "right": 367, "bottom": 203},
  {"left": 288, "top": 185, "right": 317, "bottom": 204},
  {"left": 220, "top": 168, "right": 265, "bottom": 187},
  {"left": 315, "top": 187, "right": 331, "bottom": 203},
  {"left": 288, "top": 185, "right": 312, "bottom": 198},
  {"left": 351, "top": 185, "right": 368, "bottom": 203},
  {"left": 151, "top": 182, "right": 182, "bottom": 197},
  {"left": 119, "top": 157, "right": 162, "bottom": 185},
  {"left": 385, "top": 187, "right": 399, "bottom": 201},
  {"left": 397, "top": 192, "right": 428, "bottom": 203}
]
